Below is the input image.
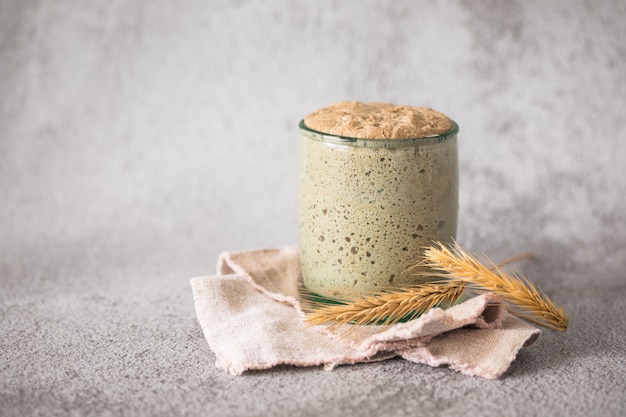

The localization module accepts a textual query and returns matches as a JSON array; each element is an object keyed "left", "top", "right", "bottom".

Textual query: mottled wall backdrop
[{"left": 1, "top": 0, "right": 624, "bottom": 293}]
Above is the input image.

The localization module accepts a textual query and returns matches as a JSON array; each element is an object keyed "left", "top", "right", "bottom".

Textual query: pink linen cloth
[{"left": 190, "top": 247, "right": 540, "bottom": 379}]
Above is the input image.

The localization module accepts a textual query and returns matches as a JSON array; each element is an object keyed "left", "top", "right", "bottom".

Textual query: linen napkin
[{"left": 190, "top": 247, "right": 540, "bottom": 379}]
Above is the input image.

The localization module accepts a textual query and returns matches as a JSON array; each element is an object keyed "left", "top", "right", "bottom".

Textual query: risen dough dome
[{"left": 303, "top": 101, "right": 453, "bottom": 139}]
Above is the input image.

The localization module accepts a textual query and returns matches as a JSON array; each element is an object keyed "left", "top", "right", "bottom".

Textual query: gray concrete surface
[{"left": 1, "top": 1, "right": 625, "bottom": 416}]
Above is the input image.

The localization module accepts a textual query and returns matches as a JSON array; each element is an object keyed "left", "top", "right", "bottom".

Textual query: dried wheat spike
[
  {"left": 419, "top": 242, "right": 569, "bottom": 331},
  {"left": 305, "top": 281, "right": 465, "bottom": 330}
]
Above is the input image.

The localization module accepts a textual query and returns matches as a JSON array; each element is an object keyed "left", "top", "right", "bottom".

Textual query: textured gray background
[{"left": 1, "top": 1, "right": 625, "bottom": 416}]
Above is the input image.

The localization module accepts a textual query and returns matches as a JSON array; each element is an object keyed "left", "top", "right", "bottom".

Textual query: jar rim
[{"left": 299, "top": 119, "right": 459, "bottom": 148}]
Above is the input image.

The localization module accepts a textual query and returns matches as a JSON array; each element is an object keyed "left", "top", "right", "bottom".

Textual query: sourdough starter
[{"left": 297, "top": 101, "right": 458, "bottom": 298}]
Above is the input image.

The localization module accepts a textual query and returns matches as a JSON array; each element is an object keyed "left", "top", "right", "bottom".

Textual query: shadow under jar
[{"left": 297, "top": 119, "right": 459, "bottom": 300}]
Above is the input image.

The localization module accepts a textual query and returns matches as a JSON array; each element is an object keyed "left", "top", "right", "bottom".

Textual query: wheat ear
[
  {"left": 419, "top": 242, "right": 569, "bottom": 331},
  {"left": 305, "top": 281, "right": 465, "bottom": 330}
]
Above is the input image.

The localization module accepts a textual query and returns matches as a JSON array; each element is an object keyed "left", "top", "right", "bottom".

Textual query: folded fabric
[{"left": 190, "top": 247, "right": 541, "bottom": 379}]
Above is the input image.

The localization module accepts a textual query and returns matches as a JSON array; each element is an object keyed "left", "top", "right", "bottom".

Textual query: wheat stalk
[
  {"left": 305, "top": 281, "right": 465, "bottom": 330},
  {"left": 418, "top": 242, "right": 569, "bottom": 331},
  {"left": 303, "top": 242, "right": 568, "bottom": 332}
]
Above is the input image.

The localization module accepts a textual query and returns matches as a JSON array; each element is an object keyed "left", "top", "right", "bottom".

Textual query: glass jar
[{"left": 296, "top": 120, "right": 459, "bottom": 299}]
